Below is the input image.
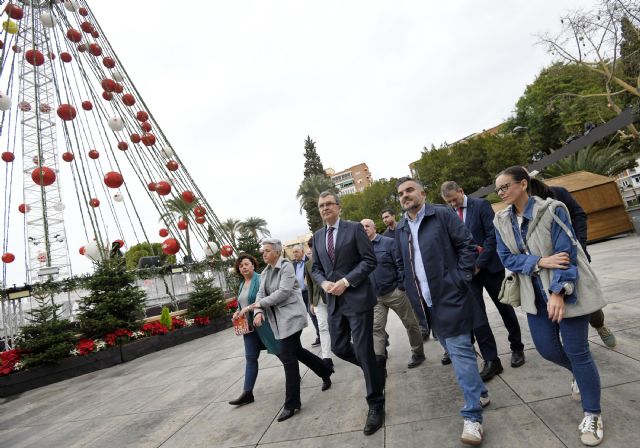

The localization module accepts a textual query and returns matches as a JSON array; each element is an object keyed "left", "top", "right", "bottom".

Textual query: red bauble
[
  {"left": 12, "top": 44, "right": 21, "bottom": 53},
  {"left": 31, "top": 167, "right": 56, "bottom": 186},
  {"left": 113, "top": 239, "right": 125, "bottom": 248},
  {"left": 104, "top": 171, "right": 124, "bottom": 189},
  {"left": 122, "top": 94, "right": 135, "bottom": 106},
  {"left": 141, "top": 122, "right": 152, "bottom": 132},
  {"left": 130, "top": 133, "right": 141, "bottom": 144},
  {"left": 102, "top": 91, "right": 113, "bottom": 101},
  {"left": 103, "top": 56, "right": 115, "bottom": 68},
  {"left": 79, "top": 246, "right": 86, "bottom": 255},
  {"left": 195, "top": 215, "right": 206, "bottom": 225},
  {"left": 155, "top": 181, "right": 171, "bottom": 196},
  {"left": 5, "top": 4, "right": 24, "bottom": 20},
  {"left": 101, "top": 78, "right": 117, "bottom": 92},
  {"left": 80, "top": 21, "right": 93, "bottom": 33},
  {"left": 57, "top": 104, "right": 77, "bottom": 121},
  {"left": 77, "top": 44, "right": 86, "bottom": 53},
  {"left": 1, "top": 253, "right": 15, "bottom": 264},
  {"left": 48, "top": 52, "right": 56, "bottom": 60},
  {"left": 113, "top": 83, "right": 123, "bottom": 94},
  {"left": 18, "top": 203, "right": 30, "bottom": 213},
  {"left": 117, "top": 141, "right": 128, "bottom": 151},
  {"left": 79, "top": 7, "right": 89, "bottom": 17},
  {"left": 141, "top": 133, "right": 156, "bottom": 147},
  {"left": 62, "top": 152, "right": 74, "bottom": 162},
  {"left": 89, "top": 198, "right": 100, "bottom": 208},
  {"left": 194, "top": 206, "right": 206, "bottom": 217},
  {"left": 89, "top": 43, "right": 102, "bottom": 56},
  {"left": 88, "top": 149, "right": 99, "bottom": 159},
  {"left": 178, "top": 220, "right": 188, "bottom": 230},
  {"left": 147, "top": 182, "right": 157, "bottom": 191},
  {"left": 25, "top": 49, "right": 45, "bottom": 66},
  {"left": 181, "top": 191, "right": 195, "bottom": 203},
  {"left": 221, "top": 245, "right": 234, "bottom": 257},
  {"left": 159, "top": 228, "right": 169, "bottom": 237},
  {"left": 166, "top": 160, "right": 179, "bottom": 171},
  {"left": 60, "top": 52, "right": 72, "bottom": 63},
  {"left": 81, "top": 100, "right": 93, "bottom": 111},
  {"left": 136, "top": 111, "right": 149, "bottom": 122},
  {"left": 2, "top": 152, "right": 15, "bottom": 163},
  {"left": 162, "top": 238, "right": 180, "bottom": 255},
  {"left": 66, "top": 28, "right": 82, "bottom": 43}
]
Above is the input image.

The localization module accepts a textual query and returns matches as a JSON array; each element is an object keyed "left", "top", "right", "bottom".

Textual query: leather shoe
[
  {"left": 480, "top": 359, "right": 504, "bottom": 381},
  {"left": 511, "top": 350, "right": 525, "bottom": 368},
  {"left": 363, "top": 407, "right": 385, "bottom": 435},
  {"left": 311, "top": 337, "right": 321, "bottom": 347},
  {"left": 421, "top": 331, "right": 430, "bottom": 342},
  {"left": 441, "top": 351, "right": 452, "bottom": 365},
  {"left": 321, "top": 377, "right": 332, "bottom": 391},
  {"left": 277, "top": 407, "right": 299, "bottom": 422},
  {"left": 407, "top": 354, "right": 426, "bottom": 368},
  {"left": 228, "top": 390, "right": 254, "bottom": 406},
  {"left": 323, "top": 358, "right": 334, "bottom": 370}
]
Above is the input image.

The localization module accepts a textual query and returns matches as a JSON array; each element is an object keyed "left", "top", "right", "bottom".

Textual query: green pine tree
[
  {"left": 186, "top": 275, "right": 226, "bottom": 319},
  {"left": 236, "top": 232, "right": 263, "bottom": 271},
  {"left": 77, "top": 259, "right": 147, "bottom": 338},
  {"left": 17, "top": 284, "right": 77, "bottom": 367},
  {"left": 620, "top": 16, "right": 640, "bottom": 82},
  {"left": 303, "top": 136, "right": 326, "bottom": 177}
]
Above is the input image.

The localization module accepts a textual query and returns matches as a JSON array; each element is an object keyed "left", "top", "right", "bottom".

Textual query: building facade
[
  {"left": 325, "top": 163, "right": 373, "bottom": 196},
  {"left": 616, "top": 161, "right": 640, "bottom": 206}
]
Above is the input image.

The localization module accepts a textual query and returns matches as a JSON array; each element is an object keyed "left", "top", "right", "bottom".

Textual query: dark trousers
[
  {"left": 470, "top": 269, "right": 524, "bottom": 356},
  {"left": 279, "top": 330, "right": 332, "bottom": 410},
  {"left": 302, "top": 290, "right": 320, "bottom": 338},
  {"left": 406, "top": 291, "right": 430, "bottom": 335},
  {"left": 328, "top": 298, "right": 384, "bottom": 408}
]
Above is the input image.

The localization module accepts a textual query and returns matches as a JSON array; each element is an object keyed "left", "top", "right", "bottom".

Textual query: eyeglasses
[
  {"left": 494, "top": 182, "right": 514, "bottom": 195},
  {"left": 318, "top": 202, "right": 337, "bottom": 209}
]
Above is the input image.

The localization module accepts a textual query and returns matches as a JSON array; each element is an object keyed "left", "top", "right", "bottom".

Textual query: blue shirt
[
  {"left": 370, "top": 234, "right": 402, "bottom": 297},
  {"left": 406, "top": 204, "right": 433, "bottom": 307},
  {"left": 293, "top": 256, "right": 307, "bottom": 292}
]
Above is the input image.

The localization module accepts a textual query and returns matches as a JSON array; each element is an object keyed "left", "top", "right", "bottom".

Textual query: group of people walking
[{"left": 228, "top": 166, "right": 613, "bottom": 446}]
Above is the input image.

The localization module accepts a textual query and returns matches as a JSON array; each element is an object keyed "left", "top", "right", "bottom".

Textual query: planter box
[{"left": 0, "top": 347, "right": 121, "bottom": 398}]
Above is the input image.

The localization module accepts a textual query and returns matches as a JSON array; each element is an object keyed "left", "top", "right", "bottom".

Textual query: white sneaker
[
  {"left": 571, "top": 379, "right": 581, "bottom": 401},
  {"left": 460, "top": 419, "right": 483, "bottom": 445},
  {"left": 579, "top": 414, "right": 604, "bottom": 446},
  {"left": 480, "top": 395, "right": 490, "bottom": 408}
]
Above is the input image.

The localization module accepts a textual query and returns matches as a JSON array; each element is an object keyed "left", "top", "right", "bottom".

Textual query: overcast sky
[{"left": 85, "top": 0, "right": 589, "bottom": 243}]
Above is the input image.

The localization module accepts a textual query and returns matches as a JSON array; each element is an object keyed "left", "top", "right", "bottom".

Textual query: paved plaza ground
[{"left": 0, "top": 234, "right": 639, "bottom": 447}]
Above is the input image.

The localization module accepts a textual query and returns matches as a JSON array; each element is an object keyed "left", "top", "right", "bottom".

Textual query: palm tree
[
  {"left": 542, "top": 141, "right": 638, "bottom": 178},
  {"left": 240, "top": 216, "right": 271, "bottom": 240},
  {"left": 159, "top": 197, "right": 199, "bottom": 261},
  {"left": 220, "top": 218, "right": 242, "bottom": 245},
  {"left": 297, "top": 174, "right": 337, "bottom": 232}
]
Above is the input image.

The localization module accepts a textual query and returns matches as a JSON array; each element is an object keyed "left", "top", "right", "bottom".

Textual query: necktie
[
  {"left": 457, "top": 207, "right": 464, "bottom": 221},
  {"left": 327, "top": 226, "right": 335, "bottom": 263}
]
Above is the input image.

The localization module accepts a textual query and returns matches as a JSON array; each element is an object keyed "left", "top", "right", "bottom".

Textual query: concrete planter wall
[{"left": 0, "top": 318, "right": 231, "bottom": 398}]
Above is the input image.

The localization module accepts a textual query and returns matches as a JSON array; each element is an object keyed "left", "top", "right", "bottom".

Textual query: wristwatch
[
  {"left": 557, "top": 282, "right": 574, "bottom": 296},
  {"left": 341, "top": 278, "right": 350, "bottom": 288}
]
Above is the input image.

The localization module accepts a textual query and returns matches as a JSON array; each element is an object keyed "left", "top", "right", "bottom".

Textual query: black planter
[
  {"left": 0, "top": 347, "right": 121, "bottom": 398},
  {"left": 120, "top": 324, "right": 219, "bottom": 362}
]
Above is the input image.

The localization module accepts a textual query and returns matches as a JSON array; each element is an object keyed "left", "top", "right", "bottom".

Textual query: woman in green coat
[{"left": 228, "top": 253, "right": 280, "bottom": 406}]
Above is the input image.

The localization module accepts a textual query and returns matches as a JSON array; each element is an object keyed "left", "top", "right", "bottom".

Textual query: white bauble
[
  {"left": 113, "top": 192, "right": 124, "bottom": 202},
  {"left": 112, "top": 71, "right": 124, "bottom": 82},
  {"left": 53, "top": 202, "right": 65, "bottom": 212},
  {"left": 161, "top": 147, "right": 175, "bottom": 158},
  {"left": 107, "top": 116, "right": 124, "bottom": 131},
  {"left": 0, "top": 92, "right": 11, "bottom": 111},
  {"left": 204, "top": 242, "right": 219, "bottom": 257},
  {"left": 64, "top": 1, "right": 79, "bottom": 12},
  {"left": 40, "top": 12, "right": 55, "bottom": 28}
]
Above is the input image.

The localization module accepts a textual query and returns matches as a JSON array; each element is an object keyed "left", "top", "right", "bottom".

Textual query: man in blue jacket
[
  {"left": 441, "top": 181, "right": 526, "bottom": 378},
  {"left": 395, "top": 177, "right": 489, "bottom": 445}
]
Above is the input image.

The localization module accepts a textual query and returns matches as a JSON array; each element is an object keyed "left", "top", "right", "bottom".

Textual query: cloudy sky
[{"left": 86, "top": 0, "right": 588, "bottom": 243}]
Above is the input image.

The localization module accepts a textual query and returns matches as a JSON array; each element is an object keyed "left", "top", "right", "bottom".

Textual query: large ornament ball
[
  {"left": 53, "top": 202, "right": 65, "bottom": 212},
  {"left": 18, "top": 203, "right": 30, "bottom": 213},
  {"left": 89, "top": 43, "right": 102, "bottom": 56},
  {"left": 81, "top": 100, "right": 93, "bottom": 111},
  {"left": 108, "top": 116, "right": 124, "bottom": 131},
  {"left": 64, "top": 1, "right": 79, "bottom": 12},
  {"left": 161, "top": 147, "right": 175, "bottom": 158},
  {"left": 162, "top": 238, "right": 180, "bottom": 255},
  {"left": 18, "top": 101, "right": 31, "bottom": 111},
  {"left": 103, "top": 57, "right": 115, "bottom": 68},
  {"left": 159, "top": 228, "right": 169, "bottom": 237},
  {"left": 101, "top": 78, "right": 117, "bottom": 92},
  {"left": 113, "top": 192, "right": 124, "bottom": 202},
  {"left": 89, "top": 198, "right": 100, "bottom": 207},
  {"left": 25, "top": 49, "right": 45, "bottom": 66},
  {"left": 117, "top": 141, "right": 128, "bottom": 151},
  {"left": 31, "top": 167, "right": 56, "bottom": 186},
  {"left": 130, "top": 133, "right": 141, "bottom": 144},
  {"left": 195, "top": 215, "right": 206, "bottom": 225},
  {"left": 204, "top": 242, "right": 219, "bottom": 257},
  {"left": 2, "top": 152, "right": 15, "bottom": 163},
  {"left": 112, "top": 71, "right": 124, "bottom": 82},
  {"left": 77, "top": 43, "right": 86, "bottom": 53},
  {"left": 37, "top": 251, "right": 47, "bottom": 263},
  {"left": 2, "top": 253, "right": 15, "bottom": 264},
  {"left": 141, "top": 122, "right": 152, "bottom": 132},
  {"left": 122, "top": 94, "right": 135, "bottom": 106},
  {"left": 84, "top": 241, "right": 104, "bottom": 261},
  {"left": 79, "top": 246, "right": 86, "bottom": 255},
  {"left": 91, "top": 30, "right": 99, "bottom": 39},
  {"left": 221, "top": 245, "right": 234, "bottom": 257},
  {"left": 88, "top": 149, "right": 99, "bottom": 159},
  {"left": 136, "top": 111, "right": 149, "bottom": 122},
  {"left": 60, "top": 52, "right": 72, "bottom": 63},
  {"left": 194, "top": 206, "right": 206, "bottom": 217},
  {"left": 147, "top": 182, "right": 157, "bottom": 191},
  {"left": 2, "top": 21, "right": 19, "bottom": 35},
  {"left": 113, "top": 83, "right": 124, "bottom": 93},
  {"left": 6, "top": 4, "right": 24, "bottom": 20},
  {"left": 102, "top": 91, "right": 113, "bottom": 101},
  {"left": 141, "top": 133, "right": 156, "bottom": 146},
  {"left": 57, "top": 104, "right": 77, "bottom": 121},
  {"left": 80, "top": 21, "right": 93, "bottom": 33},
  {"left": 0, "top": 92, "right": 12, "bottom": 111},
  {"left": 104, "top": 171, "right": 124, "bottom": 189},
  {"left": 166, "top": 160, "right": 179, "bottom": 171},
  {"left": 178, "top": 220, "right": 188, "bottom": 230},
  {"left": 39, "top": 103, "right": 51, "bottom": 113},
  {"left": 155, "top": 181, "right": 171, "bottom": 196},
  {"left": 40, "top": 13, "right": 55, "bottom": 28},
  {"left": 181, "top": 191, "right": 195, "bottom": 203},
  {"left": 66, "top": 28, "right": 82, "bottom": 43},
  {"left": 62, "top": 152, "right": 74, "bottom": 162},
  {"left": 79, "top": 7, "right": 89, "bottom": 17}
]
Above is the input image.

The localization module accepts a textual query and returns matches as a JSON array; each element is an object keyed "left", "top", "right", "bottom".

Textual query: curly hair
[{"left": 234, "top": 252, "right": 259, "bottom": 276}]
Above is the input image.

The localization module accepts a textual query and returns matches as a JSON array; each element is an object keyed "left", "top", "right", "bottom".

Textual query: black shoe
[
  {"left": 441, "top": 351, "right": 451, "bottom": 365},
  {"left": 228, "top": 390, "right": 254, "bottom": 406},
  {"left": 363, "top": 407, "right": 385, "bottom": 435},
  {"left": 407, "top": 354, "right": 426, "bottom": 368},
  {"left": 311, "top": 337, "right": 321, "bottom": 347},
  {"left": 480, "top": 359, "right": 504, "bottom": 381},
  {"left": 511, "top": 350, "right": 525, "bottom": 368},
  {"left": 421, "top": 331, "right": 429, "bottom": 342},
  {"left": 323, "top": 358, "right": 334, "bottom": 370},
  {"left": 277, "top": 407, "right": 299, "bottom": 422},
  {"left": 321, "top": 377, "right": 332, "bottom": 391}
]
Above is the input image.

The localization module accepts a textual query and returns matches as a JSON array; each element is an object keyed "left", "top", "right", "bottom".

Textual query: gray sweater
[
  {"left": 255, "top": 257, "right": 308, "bottom": 339},
  {"left": 494, "top": 197, "right": 605, "bottom": 318}
]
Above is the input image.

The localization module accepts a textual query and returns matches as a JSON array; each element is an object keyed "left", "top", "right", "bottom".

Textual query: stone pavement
[{"left": 0, "top": 235, "right": 639, "bottom": 448}]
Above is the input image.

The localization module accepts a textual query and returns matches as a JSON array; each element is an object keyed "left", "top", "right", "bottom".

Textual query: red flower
[
  {"left": 171, "top": 316, "right": 186, "bottom": 329},
  {"left": 0, "top": 349, "right": 22, "bottom": 376},
  {"left": 76, "top": 338, "right": 96, "bottom": 355},
  {"left": 225, "top": 298, "right": 238, "bottom": 312},
  {"left": 194, "top": 316, "right": 211, "bottom": 326},
  {"left": 104, "top": 328, "right": 133, "bottom": 346},
  {"left": 141, "top": 321, "right": 169, "bottom": 335}
]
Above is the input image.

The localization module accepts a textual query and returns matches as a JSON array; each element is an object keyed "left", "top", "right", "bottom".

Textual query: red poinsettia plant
[
  {"left": 194, "top": 315, "right": 211, "bottom": 326},
  {"left": 104, "top": 328, "right": 134, "bottom": 346},
  {"left": 75, "top": 339, "right": 96, "bottom": 356},
  {"left": 141, "top": 321, "right": 169, "bottom": 336},
  {"left": 225, "top": 298, "right": 238, "bottom": 313},
  {"left": 0, "top": 349, "right": 22, "bottom": 376},
  {"left": 171, "top": 316, "right": 187, "bottom": 329}
]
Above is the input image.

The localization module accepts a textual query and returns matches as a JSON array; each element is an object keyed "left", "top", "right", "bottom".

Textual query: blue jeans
[
  {"left": 527, "top": 297, "right": 601, "bottom": 414},
  {"left": 444, "top": 333, "right": 487, "bottom": 423},
  {"left": 242, "top": 331, "right": 265, "bottom": 392}
]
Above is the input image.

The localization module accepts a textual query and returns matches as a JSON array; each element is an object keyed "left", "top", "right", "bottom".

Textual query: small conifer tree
[
  {"left": 159, "top": 306, "right": 172, "bottom": 330},
  {"left": 186, "top": 275, "right": 226, "bottom": 319}
]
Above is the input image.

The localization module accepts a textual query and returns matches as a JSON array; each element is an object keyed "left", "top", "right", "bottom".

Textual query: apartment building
[{"left": 325, "top": 163, "right": 373, "bottom": 196}]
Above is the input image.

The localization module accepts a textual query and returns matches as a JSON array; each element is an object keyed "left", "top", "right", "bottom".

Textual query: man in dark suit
[
  {"left": 395, "top": 177, "right": 488, "bottom": 445},
  {"left": 311, "top": 191, "right": 385, "bottom": 436},
  {"left": 441, "top": 181, "right": 526, "bottom": 378}
]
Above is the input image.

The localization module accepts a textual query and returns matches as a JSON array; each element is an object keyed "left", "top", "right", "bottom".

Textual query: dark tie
[
  {"left": 457, "top": 207, "right": 464, "bottom": 221},
  {"left": 327, "top": 226, "right": 335, "bottom": 263}
]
